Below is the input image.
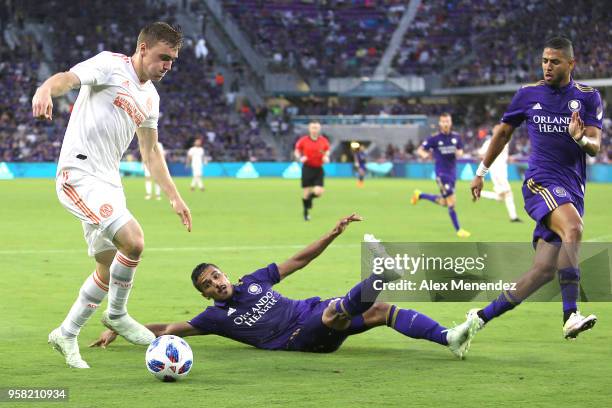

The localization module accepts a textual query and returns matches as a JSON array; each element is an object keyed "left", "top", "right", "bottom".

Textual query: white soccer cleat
[
  {"left": 101, "top": 311, "right": 155, "bottom": 346},
  {"left": 363, "top": 233, "right": 403, "bottom": 280},
  {"left": 466, "top": 308, "right": 485, "bottom": 335},
  {"left": 563, "top": 311, "right": 597, "bottom": 339},
  {"left": 48, "top": 328, "right": 90, "bottom": 369},
  {"left": 445, "top": 314, "right": 480, "bottom": 359}
]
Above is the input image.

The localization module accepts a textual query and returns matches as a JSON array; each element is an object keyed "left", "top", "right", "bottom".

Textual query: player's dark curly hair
[
  {"left": 191, "top": 263, "right": 218, "bottom": 291},
  {"left": 137, "top": 21, "right": 183, "bottom": 50},
  {"left": 544, "top": 36, "right": 574, "bottom": 59}
]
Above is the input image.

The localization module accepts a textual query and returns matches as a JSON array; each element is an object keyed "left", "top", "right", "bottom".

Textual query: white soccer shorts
[
  {"left": 56, "top": 168, "right": 134, "bottom": 256},
  {"left": 490, "top": 169, "right": 511, "bottom": 195},
  {"left": 192, "top": 165, "right": 202, "bottom": 177}
]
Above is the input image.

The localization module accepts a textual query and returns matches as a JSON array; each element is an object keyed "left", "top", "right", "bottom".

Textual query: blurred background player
[
  {"left": 353, "top": 143, "right": 367, "bottom": 188},
  {"left": 477, "top": 125, "right": 522, "bottom": 222},
  {"left": 32, "top": 22, "right": 192, "bottom": 368},
  {"left": 186, "top": 138, "right": 206, "bottom": 192},
  {"left": 92, "top": 214, "right": 479, "bottom": 359},
  {"left": 144, "top": 141, "right": 164, "bottom": 200},
  {"left": 470, "top": 37, "right": 602, "bottom": 341},
  {"left": 412, "top": 113, "right": 470, "bottom": 238},
  {"left": 294, "top": 120, "right": 330, "bottom": 221}
]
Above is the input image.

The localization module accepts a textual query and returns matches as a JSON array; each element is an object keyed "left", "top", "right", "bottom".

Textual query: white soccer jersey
[
  {"left": 187, "top": 146, "right": 205, "bottom": 170},
  {"left": 479, "top": 138, "right": 509, "bottom": 175},
  {"left": 57, "top": 51, "right": 160, "bottom": 187}
]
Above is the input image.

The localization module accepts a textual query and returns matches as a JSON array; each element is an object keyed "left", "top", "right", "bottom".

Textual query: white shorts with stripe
[{"left": 56, "top": 168, "right": 134, "bottom": 257}]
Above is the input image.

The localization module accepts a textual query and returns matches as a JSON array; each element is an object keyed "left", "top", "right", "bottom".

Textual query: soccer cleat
[
  {"left": 466, "top": 308, "right": 486, "bottom": 335},
  {"left": 363, "top": 234, "right": 403, "bottom": 280},
  {"left": 410, "top": 189, "right": 421, "bottom": 205},
  {"left": 48, "top": 328, "right": 90, "bottom": 369},
  {"left": 144, "top": 195, "right": 151, "bottom": 200},
  {"left": 155, "top": 196, "right": 162, "bottom": 201},
  {"left": 101, "top": 311, "right": 155, "bottom": 346},
  {"left": 510, "top": 218, "right": 523, "bottom": 223},
  {"left": 563, "top": 311, "right": 597, "bottom": 339},
  {"left": 457, "top": 229, "right": 471, "bottom": 238},
  {"left": 445, "top": 314, "right": 480, "bottom": 359}
]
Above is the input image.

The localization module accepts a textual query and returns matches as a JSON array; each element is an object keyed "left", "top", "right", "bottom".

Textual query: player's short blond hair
[{"left": 137, "top": 22, "right": 183, "bottom": 50}]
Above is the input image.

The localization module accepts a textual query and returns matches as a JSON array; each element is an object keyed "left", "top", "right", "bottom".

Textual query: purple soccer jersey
[
  {"left": 502, "top": 79, "right": 603, "bottom": 198},
  {"left": 502, "top": 79, "right": 603, "bottom": 241},
  {"left": 188, "top": 264, "right": 323, "bottom": 350},
  {"left": 422, "top": 132, "right": 464, "bottom": 180}
]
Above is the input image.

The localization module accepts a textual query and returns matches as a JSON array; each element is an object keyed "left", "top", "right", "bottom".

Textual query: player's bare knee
[
  {"left": 562, "top": 221, "right": 583, "bottom": 243},
  {"left": 122, "top": 236, "right": 145, "bottom": 259},
  {"left": 322, "top": 305, "right": 350, "bottom": 330}
]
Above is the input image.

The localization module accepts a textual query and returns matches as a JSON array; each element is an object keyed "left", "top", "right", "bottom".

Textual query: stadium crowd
[
  {"left": 1, "top": 0, "right": 275, "bottom": 163},
  {"left": 222, "top": 0, "right": 404, "bottom": 78},
  {"left": 393, "top": 0, "right": 612, "bottom": 86},
  {"left": 0, "top": 1, "right": 609, "bottom": 164}
]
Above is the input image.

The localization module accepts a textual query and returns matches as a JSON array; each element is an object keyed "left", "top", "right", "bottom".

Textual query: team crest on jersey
[
  {"left": 248, "top": 283, "right": 262, "bottom": 295},
  {"left": 553, "top": 186, "right": 567, "bottom": 198},
  {"left": 568, "top": 100, "right": 581, "bottom": 112}
]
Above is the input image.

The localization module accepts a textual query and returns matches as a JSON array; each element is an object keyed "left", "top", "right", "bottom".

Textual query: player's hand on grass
[
  {"left": 89, "top": 329, "right": 117, "bottom": 349},
  {"left": 470, "top": 176, "right": 484, "bottom": 201},
  {"left": 32, "top": 87, "right": 53, "bottom": 121},
  {"left": 332, "top": 213, "right": 363, "bottom": 235},
  {"left": 171, "top": 196, "right": 192, "bottom": 232},
  {"left": 568, "top": 111, "right": 585, "bottom": 141}
]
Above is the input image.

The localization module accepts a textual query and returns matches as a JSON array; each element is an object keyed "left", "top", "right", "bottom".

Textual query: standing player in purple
[
  {"left": 470, "top": 37, "right": 602, "bottom": 340},
  {"left": 412, "top": 113, "right": 471, "bottom": 238},
  {"left": 353, "top": 144, "right": 367, "bottom": 187},
  {"left": 92, "top": 214, "right": 479, "bottom": 359}
]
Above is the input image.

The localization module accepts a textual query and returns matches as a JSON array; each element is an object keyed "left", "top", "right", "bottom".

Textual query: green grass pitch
[{"left": 1, "top": 177, "right": 611, "bottom": 407}]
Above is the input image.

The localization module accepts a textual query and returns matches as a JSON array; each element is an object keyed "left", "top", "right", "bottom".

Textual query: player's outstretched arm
[
  {"left": 569, "top": 111, "right": 601, "bottom": 157},
  {"left": 277, "top": 213, "right": 363, "bottom": 280},
  {"left": 471, "top": 122, "right": 514, "bottom": 201},
  {"left": 32, "top": 72, "right": 80, "bottom": 121},
  {"left": 89, "top": 322, "right": 202, "bottom": 348},
  {"left": 137, "top": 127, "right": 192, "bottom": 231}
]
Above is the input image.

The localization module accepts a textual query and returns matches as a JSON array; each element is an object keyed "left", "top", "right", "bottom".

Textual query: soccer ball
[{"left": 145, "top": 335, "right": 193, "bottom": 382}]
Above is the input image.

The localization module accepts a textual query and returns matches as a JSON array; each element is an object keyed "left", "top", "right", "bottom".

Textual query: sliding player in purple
[
  {"left": 412, "top": 113, "right": 471, "bottom": 238},
  {"left": 470, "top": 37, "right": 602, "bottom": 340},
  {"left": 92, "top": 214, "right": 479, "bottom": 359}
]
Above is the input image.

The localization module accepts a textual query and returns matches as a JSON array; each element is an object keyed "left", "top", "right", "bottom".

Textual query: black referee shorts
[{"left": 301, "top": 164, "right": 324, "bottom": 188}]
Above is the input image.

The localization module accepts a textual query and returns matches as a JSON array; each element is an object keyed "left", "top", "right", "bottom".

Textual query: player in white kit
[
  {"left": 187, "top": 138, "right": 206, "bottom": 191},
  {"left": 477, "top": 125, "right": 522, "bottom": 222},
  {"left": 32, "top": 22, "right": 192, "bottom": 368},
  {"left": 145, "top": 141, "right": 164, "bottom": 200}
]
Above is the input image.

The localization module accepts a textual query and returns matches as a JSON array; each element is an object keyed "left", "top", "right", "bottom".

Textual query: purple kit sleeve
[
  {"left": 501, "top": 88, "right": 527, "bottom": 128},
  {"left": 583, "top": 91, "right": 604, "bottom": 129}
]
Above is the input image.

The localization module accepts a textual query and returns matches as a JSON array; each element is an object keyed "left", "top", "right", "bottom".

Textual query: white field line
[{"left": 0, "top": 243, "right": 361, "bottom": 255}]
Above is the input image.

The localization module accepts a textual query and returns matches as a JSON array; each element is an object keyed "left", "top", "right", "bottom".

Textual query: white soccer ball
[{"left": 145, "top": 335, "right": 193, "bottom": 382}]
